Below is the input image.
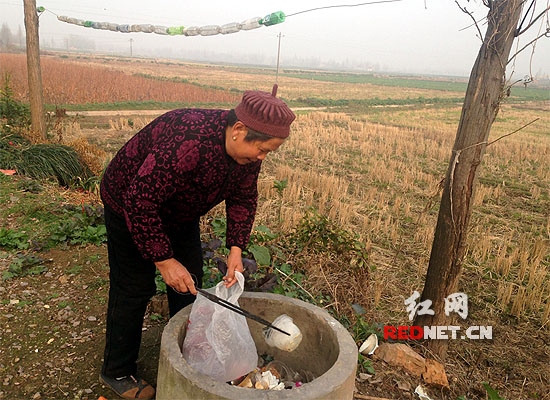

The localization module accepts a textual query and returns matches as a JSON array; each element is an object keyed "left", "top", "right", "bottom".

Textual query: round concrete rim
[{"left": 161, "top": 292, "right": 358, "bottom": 399}]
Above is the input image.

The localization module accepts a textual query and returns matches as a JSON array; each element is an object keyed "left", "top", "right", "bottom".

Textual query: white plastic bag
[{"left": 182, "top": 272, "right": 258, "bottom": 382}]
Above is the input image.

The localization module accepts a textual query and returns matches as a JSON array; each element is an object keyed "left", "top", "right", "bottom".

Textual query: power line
[{"left": 286, "top": 0, "right": 404, "bottom": 17}]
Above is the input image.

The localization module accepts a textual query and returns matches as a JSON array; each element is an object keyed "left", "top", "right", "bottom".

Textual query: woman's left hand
[{"left": 223, "top": 246, "right": 244, "bottom": 288}]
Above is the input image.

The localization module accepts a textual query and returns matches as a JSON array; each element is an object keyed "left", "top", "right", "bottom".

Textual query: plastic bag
[{"left": 182, "top": 272, "right": 258, "bottom": 382}]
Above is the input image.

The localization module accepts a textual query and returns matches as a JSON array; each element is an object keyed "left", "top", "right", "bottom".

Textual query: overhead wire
[
  {"left": 286, "top": 0, "right": 404, "bottom": 17},
  {"left": 517, "top": 0, "right": 537, "bottom": 35}
]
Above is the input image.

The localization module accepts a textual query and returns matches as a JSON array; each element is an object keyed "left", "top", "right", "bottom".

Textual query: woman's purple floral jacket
[{"left": 100, "top": 109, "right": 261, "bottom": 261}]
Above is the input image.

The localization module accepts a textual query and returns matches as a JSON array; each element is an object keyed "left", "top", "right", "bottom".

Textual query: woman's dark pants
[{"left": 101, "top": 205, "right": 203, "bottom": 378}]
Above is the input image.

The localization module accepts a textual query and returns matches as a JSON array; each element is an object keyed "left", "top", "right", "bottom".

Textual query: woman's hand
[
  {"left": 223, "top": 246, "right": 244, "bottom": 288},
  {"left": 155, "top": 258, "right": 197, "bottom": 295}
]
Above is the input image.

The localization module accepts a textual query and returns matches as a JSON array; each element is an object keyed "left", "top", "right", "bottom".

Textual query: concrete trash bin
[{"left": 156, "top": 292, "right": 358, "bottom": 399}]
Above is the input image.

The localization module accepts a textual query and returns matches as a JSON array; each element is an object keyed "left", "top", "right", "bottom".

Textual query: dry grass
[
  {"left": 65, "top": 137, "right": 107, "bottom": 176},
  {"left": 253, "top": 108, "right": 550, "bottom": 329},
  {"left": 0, "top": 53, "right": 240, "bottom": 105},
  {"left": 108, "top": 116, "right": 151, "bottom": 132}
]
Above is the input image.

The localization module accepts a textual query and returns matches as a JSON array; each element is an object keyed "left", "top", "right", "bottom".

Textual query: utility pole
[
  {"left": 129, "top": 38, "right": 133, "bottom": 57},
  {"left": 23, "top": 0, "right": 46, "bottom": 140},
  {"left": 275, "top": 32, "right": 283, "bottom": 84},
  {"left": 18, "top": 25, "right": 23, "bottom": 48}
]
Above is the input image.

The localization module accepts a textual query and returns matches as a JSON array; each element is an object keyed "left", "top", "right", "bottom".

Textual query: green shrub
[
  {"left": 0, "top": 123, "right": 29, "bottom": 171},
  {"left": 0, "top": 74, "right": 31, "bottom": 128},
  {"left": 49, "top": 204, "right": 106, "bottom": 246},
  {"left": 2, "top": 253, "right": 47, "bottom": 280},
  {"left": 0, "top": 228, "right": 29, "bottom": 250},
  {"left": 288, "top": 207, "right": 369, "bottom": 270}
]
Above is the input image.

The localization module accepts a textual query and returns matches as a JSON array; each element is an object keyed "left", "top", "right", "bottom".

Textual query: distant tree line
[
  {"left": 0, "top": 23, "right": 24, "bottom": 51},
  {"left": 0, "top": 23, "right": 95, "bottom": 52}
]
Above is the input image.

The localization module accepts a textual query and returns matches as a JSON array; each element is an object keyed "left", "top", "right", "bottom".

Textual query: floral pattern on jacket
[{"left": 100, "top": 109, "right": 261, "bottom": 261}]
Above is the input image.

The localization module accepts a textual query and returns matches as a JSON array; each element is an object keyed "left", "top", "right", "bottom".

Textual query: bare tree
[
  {"left": 23, "top": 0, "right": 46, "bottom": 139},
  {"left": 414, "top": 0, "right": 548, "bottom": 358}
]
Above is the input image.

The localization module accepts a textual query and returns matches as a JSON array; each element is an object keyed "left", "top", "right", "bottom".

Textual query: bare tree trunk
[
  {"left": 414, "top": 0, "right": 525, "bottom": 359},
  {"left": 23, "top": 0, "right": 46, "bottom": 140}
]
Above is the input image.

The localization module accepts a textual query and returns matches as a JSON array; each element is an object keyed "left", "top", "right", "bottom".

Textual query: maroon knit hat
[{"left": 234, "top": 84, "right": 296, "bottom": 138}]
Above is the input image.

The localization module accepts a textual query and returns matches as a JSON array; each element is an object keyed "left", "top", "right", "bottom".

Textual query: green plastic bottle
[
  {"left": 167, "top": 26, "right": 185, "bottom": 35},
  {"left": 261, "top": 11, "right": 285, "bottom": 26}
]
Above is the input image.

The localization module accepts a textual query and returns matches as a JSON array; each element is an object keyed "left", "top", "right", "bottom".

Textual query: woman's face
[
  {"left": 227, "top": 122, "right": 285, "bottom": 165},
  {"left": 232, "top": 137, "right": 285, "bottom": 165}
]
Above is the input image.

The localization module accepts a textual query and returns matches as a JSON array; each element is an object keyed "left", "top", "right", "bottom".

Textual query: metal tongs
[{"left": 196, "top": 287, "right": 291, "bottom": 336}]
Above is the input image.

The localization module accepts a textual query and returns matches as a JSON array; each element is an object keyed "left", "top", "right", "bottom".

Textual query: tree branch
[
  {"left": 457, "top": 118, "right": 540, "bottom": 155},
  {"left": 507, "top": 28, "right": 550, "bottom": 64},
  {"left": 486, "top": 118, "right": 539, "bottom": 147},
  {"left": 448, "top": 118, "right": 540, "bottom": 228},
  {"left": 505, "top": 77, "right": 531, "bottom": 93},
  {"left": 354, "top": 395, "right": 392, "bottom": 400},
  {"left": 274, "top": 266, "right": 316, "bottom": 302},
  {"left": 459, "top": 16, "right": 488, "bottom": 32},
  {"left": 456, "top": 0, "right": 484, "bottom": 41},
  {"left": 517, "top": 4, "right": 550, "bottom": 36}
]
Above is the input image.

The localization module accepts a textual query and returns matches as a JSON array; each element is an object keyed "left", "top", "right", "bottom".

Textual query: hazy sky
[{"left": 2, "top": 0, "right": 550, "bottom": 77}]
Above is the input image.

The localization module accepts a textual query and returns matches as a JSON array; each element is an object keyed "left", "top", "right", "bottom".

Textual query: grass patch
[
  {"left": 2, "top": 253, "right": 47, "bottom": 280},
  {"left": 1, "top": 136, "right": 92, "bottom": 186},
  {"left": 282, "top": 71, "right": 549, "bottom": 101},
  {"left": 88, "top": 277, "right": 109, "bottom": 290},
  {"left": 289, "top": 96, "right": 464, "bottom": 109},
  {"left": 57, "top": 300, "right": 73, "bottom": 308},
  {"left": 284, "top": 70, "right": 470, "bottom": 91},
  {"left": 45, "top": 293, "right": 61, "bottom": 301},
  {"left": 0, "top": 176, "right": 106, "bottom": 250},
  {"left": 67, "top": 265, "right": 82, "bottom": 274}
]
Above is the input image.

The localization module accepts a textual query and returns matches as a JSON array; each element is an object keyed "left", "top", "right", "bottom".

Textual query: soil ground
[{"left": 0, "top": 242, "right": 166, "bottom": 400}]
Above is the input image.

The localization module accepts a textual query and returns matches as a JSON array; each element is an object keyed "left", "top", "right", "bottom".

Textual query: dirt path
[
  {"left": 66, "top": 107, "right": 327, "bottom": 117},
  {"left": 66, "top": 110, "right": 172, "bottom": 117}
]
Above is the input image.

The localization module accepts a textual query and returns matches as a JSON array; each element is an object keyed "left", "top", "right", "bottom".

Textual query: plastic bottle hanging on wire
[{"left": 56, "top": 11, "right": 285, "bottom": 36}]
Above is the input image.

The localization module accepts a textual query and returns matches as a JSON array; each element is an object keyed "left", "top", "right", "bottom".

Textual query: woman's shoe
[{"left": 99, "top": 373, "right": 155, "bottom": 399}]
